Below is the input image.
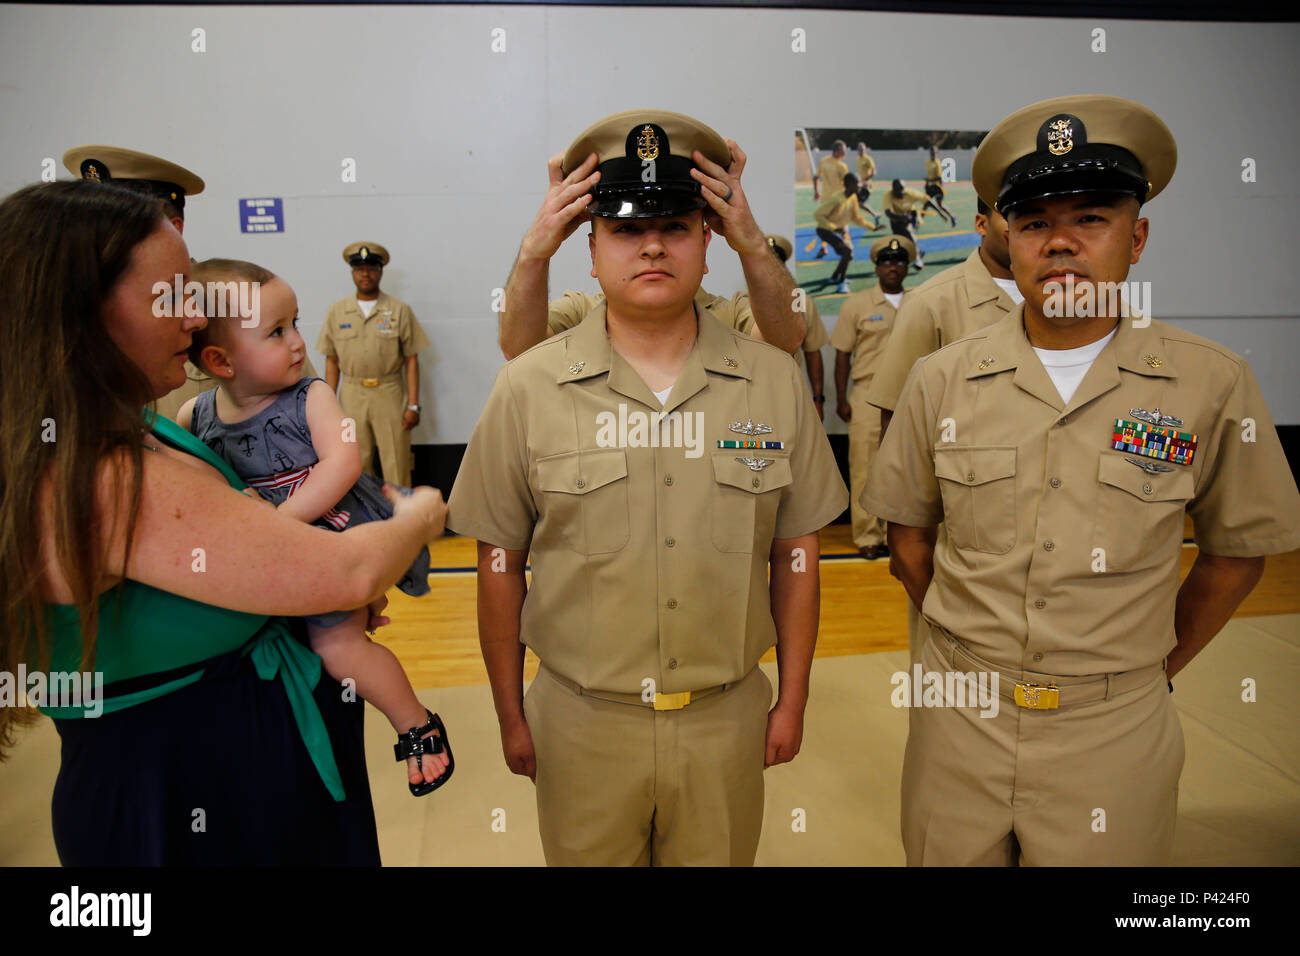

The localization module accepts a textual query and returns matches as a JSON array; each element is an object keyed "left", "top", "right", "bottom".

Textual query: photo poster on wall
[{"left": 794, "top": 127, "right": 988, "bottom": 324}]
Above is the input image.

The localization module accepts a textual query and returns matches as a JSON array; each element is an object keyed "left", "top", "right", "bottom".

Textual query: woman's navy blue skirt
[{"left": 50, "top": 628, "right": 381, "bottom": 866}]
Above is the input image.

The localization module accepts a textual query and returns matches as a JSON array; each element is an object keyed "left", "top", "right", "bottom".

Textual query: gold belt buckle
[
  {"left": 653, "top": 691, "right": 691, "bottom": 711},
  {"left": 361, "top": 377, "right": 379, "bottom": 387},
  {"left": 1014, "top": 683, "right": 1060, "bottom": 710}
]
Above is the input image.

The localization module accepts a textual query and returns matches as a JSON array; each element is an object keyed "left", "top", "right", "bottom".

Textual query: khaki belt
[
  {"left": 539, "top": 663, "right": 739, "bottom": 711},
  {"left": 342, "top": 372, "right": 402, "bottom": 388},
  {"left": 928, "top": 624, "right": 1165, "bottom": 711}
]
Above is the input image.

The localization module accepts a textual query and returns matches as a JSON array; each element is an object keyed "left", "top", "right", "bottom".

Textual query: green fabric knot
[{"left": 247, "top": 619, "right": 346, "bottom": 802}]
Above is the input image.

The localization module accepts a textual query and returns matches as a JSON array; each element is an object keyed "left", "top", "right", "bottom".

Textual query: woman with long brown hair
[{"left": 0, "top": 180, "right": 446, "bottom": 864}]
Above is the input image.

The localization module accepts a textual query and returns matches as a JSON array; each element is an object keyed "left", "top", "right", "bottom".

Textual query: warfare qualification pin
[
  {"left": 737, "top": 457, "right": 773, "bottom": 472},
  {"left": 637, "top": 125, "right": 660, "bottom": 161},
  {"left": 729, "top": 419, "right": 773, "bottom": 437}
]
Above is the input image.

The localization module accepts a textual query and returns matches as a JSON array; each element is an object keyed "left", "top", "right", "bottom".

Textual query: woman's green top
[{"left": 41, "top": 409, "right": 346, "bottom": 800}]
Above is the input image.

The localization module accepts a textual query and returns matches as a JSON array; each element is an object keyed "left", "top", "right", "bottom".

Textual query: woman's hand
[{"left": 383, "top": 484, "right": 448, "bottom": 544}]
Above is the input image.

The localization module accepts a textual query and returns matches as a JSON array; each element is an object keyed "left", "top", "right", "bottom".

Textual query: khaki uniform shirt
[
  {"left": 881, "top": 188, "right": 930, "bottom": 217},
  {"left": 814, "top": 192, "right": 871, "bottom": 231},
  {"left": 865, "top": 250, "right": 1018, "bottom": 412},
  {"left": 816, "top": 156, "right": 849, "bottom": 196},
  {"left": 856, "top": 155, "right": 876, "bottom": 182},
  {"left": 448, "top": 302, "right": 848, "bottom": 695},
  {"left": 862, "top": 308, "right": 1300, "bottom": 676},
  {"left": 317, "top": 292, "right": 429, "bottom": 378},
  {"left": 801, "top": 294, "right": 829, "bottom": 352},
  {"left": 548, "top": 289, "right": 756, "bottom": 338},
  {"left": 924, "top": 158, "right": 942, "bottom": 183},
  {"left": 830, "top": 286, "right": 902, "bottom": 381}
]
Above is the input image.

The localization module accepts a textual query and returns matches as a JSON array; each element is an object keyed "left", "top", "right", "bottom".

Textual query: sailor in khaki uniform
[
  {"left": 867, "top": 197, "right": 1022, "bottom": 429},
  {"left": 832, "top": 236, "right": 915, "bottom": 559},
  {"left": 449, "top": 111, "right": 847, "bottom": 867},
  {"left": 62, "top": 145, "right": 321, "bottom": 422},
  {"left": 863, "top": 95, "right": 1300, "bottom": 866},
  {"left": 865, "top": 197, "right": 1022, "bottom": 662},
  {"left": 766, "top": 234, "right": 831, "bottom": 419},
  {"left": 318, "top": 242, "right": 429, "bottom": 488}
]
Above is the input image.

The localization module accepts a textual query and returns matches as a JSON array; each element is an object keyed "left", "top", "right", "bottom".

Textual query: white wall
[{"left": 2, "top": 4, "right": 1297, "bottom": 435}]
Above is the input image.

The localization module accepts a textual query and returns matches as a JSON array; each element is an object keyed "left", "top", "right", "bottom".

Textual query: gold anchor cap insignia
[
  {"left": 1143, "top": 353, "right": 1164, "bottom": 368},
  {"left": 636, "top": 125, "right": 660, "bottom": 161},
  {"left": 568, "top": 361, "right": 585, "bottom": 374},
  {"left": 1047, "top": 117, "right": 1074, "bottom": 156},
  {"left": 84, "top": 162, "right": 102, "bottom": 183}
]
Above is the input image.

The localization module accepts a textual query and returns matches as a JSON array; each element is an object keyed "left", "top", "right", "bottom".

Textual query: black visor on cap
[
  {"left": 82, "top": 167, "right": 187, "bottom": 210},
  {"left": 767, "top": 237, "right": 789, "bottom": 262},
  {"left": 876, "top": 249, "right": 910, "bottom": 264},
  {"left": 998, "top": 113, "right": 1148, "bottom": 212},
  {"left": 589, "top": 122, "right": 705, "bottom": 219}
]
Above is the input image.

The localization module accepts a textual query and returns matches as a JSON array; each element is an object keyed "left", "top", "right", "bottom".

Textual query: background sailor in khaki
[
  {"left": 867, "top": 197, "right": 1022, "bottom": 430},
  {"left": 863, "top": 94, "right": 1300, "bottom": 866},
  {"left": 61, "top": 145, "right": 322, "bottom": 421},
  {"left": 831, "top": 235, "right": 914, "bottom": 558},
  {"left": 448, "top": 110, "right": 847, "bottom": 866},
  {"left": 866, "top": 196, "right": 1022, "bottom": 662},
  {"left": 766, "top": 234, "right": 831, "bottom": 419},
  {"left": 318, "top": 242, "right": 429, "bottom": 488}
]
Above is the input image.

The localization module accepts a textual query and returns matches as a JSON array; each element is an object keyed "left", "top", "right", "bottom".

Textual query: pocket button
[{"left": 1043, "top": 540, "right": 1055, "bottom": 552}]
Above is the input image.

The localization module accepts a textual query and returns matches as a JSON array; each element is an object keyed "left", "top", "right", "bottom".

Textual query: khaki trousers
[
  {"left": 339, "top": 376, "right": 411, "bottom": 487},
  {"left": 524, "top": 663, "right": 771, "bottom": 866},
  {"left": 902, "top": 630, "right": 1183, "bottom": 866},
  {"left": 848, "top": 383, "right": 885, "bottom": 549}
]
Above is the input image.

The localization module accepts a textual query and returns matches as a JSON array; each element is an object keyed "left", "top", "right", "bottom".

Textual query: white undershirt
[
  {"left": 653, "top": 386, "right": 673, "bottom": 406},
  {"left": 357, "top": 298, "right": 378, "bottom": 318},
  {"left": 883, "top": 291, "right": 903, "bottom": 309},
  {"left": 991, "top": 275, "right": 1025, "bottom": 304},
  {"left": 1032, "top": 327, "right": 1117, "bottom": 405}
]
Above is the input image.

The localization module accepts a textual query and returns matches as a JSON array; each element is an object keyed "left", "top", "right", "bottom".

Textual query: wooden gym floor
[{"left": 385, "top": 519, "right": 1300, "bottom": 690}]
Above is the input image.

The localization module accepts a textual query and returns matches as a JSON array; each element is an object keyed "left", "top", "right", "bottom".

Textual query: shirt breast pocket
[
  {"left": 711, "top": 453, "right": 794, "bottom": 553},
  {"left": 535, "top": 448, "right": 630, "bottom": 555},
  {"left": 1093, "top": 454, "right": 1195, "bottom": 572},
  {"left": 934, "top": 445, "right": 1017, "bottom": 554}
]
